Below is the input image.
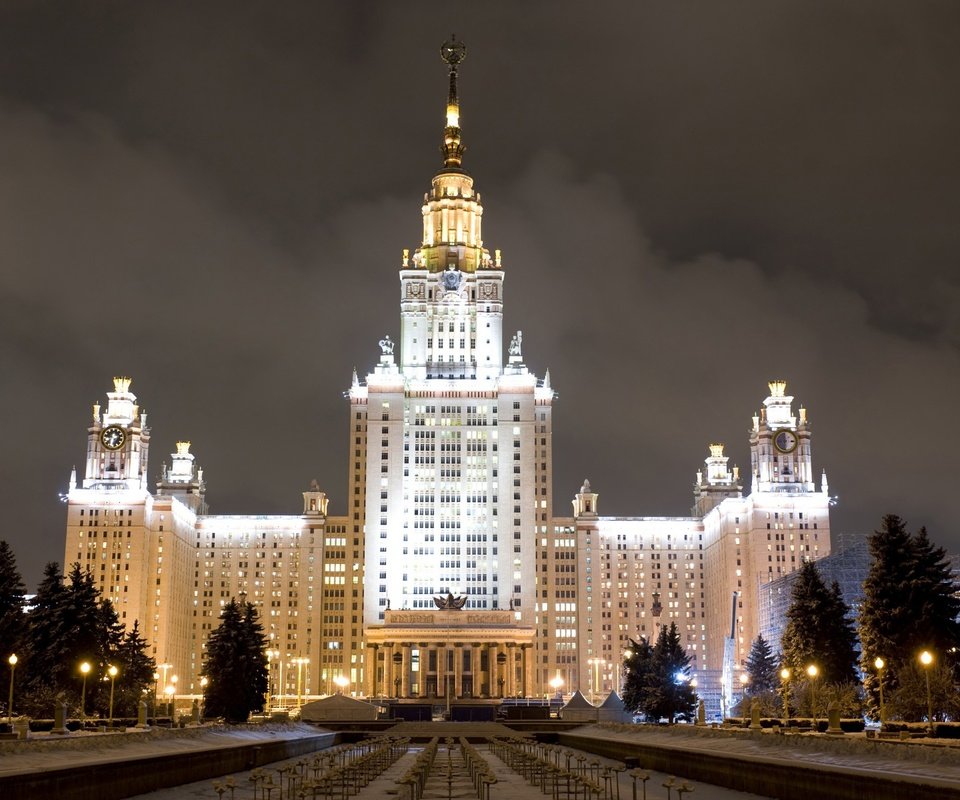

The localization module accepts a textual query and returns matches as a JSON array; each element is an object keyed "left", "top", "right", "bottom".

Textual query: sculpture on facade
[
  {"left": 433, "top": 592, "right": 467, "bottom": 610},
  {"left": 379, "top": 335, "right": 395, "bottom": 356},
  {"left": 508, "top": 330, "right": 523, "bottom": 357}
]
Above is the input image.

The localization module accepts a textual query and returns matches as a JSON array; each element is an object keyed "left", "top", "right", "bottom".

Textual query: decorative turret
[
  {"left": 83, "top": 377, "right": 151, "bottom": 490},
  {"left": 157, "top": 440, "right": 207, "bottom": 513},
  {"left": 303, "top": 479, "right": 329, "bottom": 517},
  {"left": 749, "top": 380, "right": 817, "bottom": 494},
  {"left": 573, "top": 479, "right": 599, "bottom": 517},
  {"left": 692, "top": 443, "right": 742, "bottom": 517}
]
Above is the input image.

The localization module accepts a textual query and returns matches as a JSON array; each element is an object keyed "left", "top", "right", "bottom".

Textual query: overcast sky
[{"left": 2, "top": 1, "right": 958, "bottom": 588}]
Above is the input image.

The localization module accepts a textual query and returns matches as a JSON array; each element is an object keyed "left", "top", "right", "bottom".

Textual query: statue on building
[
  {"left": 379, "top": 335, "right": 395, "bottom": 356},
  {"left": 433, "top": 592, "right": 467, "bottom": 610},
  {"left": 508, "top": 330, "right": 523, "bottom": 358}
]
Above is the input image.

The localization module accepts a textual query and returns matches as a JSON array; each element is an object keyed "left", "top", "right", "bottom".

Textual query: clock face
[
  {"left": 773, "top": 430, "right": 798, "bottom": 454},
  {"left": 100, "top": 426, "right": 126, "bottom": 450}
]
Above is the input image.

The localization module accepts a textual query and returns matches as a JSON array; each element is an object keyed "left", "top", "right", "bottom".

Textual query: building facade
[{"left": 62, "top": 40, "right": 831, "bottom": 715}]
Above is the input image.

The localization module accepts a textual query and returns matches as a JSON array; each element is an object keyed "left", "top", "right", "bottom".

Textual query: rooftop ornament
[{"left": 433, "top": 592, "right": 467, "bottom": 610}]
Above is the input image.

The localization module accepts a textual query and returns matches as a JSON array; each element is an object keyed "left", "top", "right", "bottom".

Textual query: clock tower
[
  {"left": 749, "top": 380, "right": 816, "bottom": 493},
  {"left": 83, "top": 377, "right": 151, "bottom": 490}
]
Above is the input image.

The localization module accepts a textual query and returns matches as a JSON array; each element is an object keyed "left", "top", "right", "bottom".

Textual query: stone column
[
  {"left": 384, "top": 643, "right": 396, "bottom": 697},
  {"left": 401, "top": 643, "right": 412, "bottom": 698},
  {"left": 506, "top": 643, "right": 516, "bottom": 697},
  {"left": 522, "top": 644, "right": 534, "bottom": 698},
  {"left": 453, "top": 643, "right": 463, "bottom": 699},
  {"left": 436, "top": 642, "right": 446, "bottom": 699},
  {"left": 365, "top": 645, "right": 378, "bottom": 697},
  {"left": 470, "top": 643, "right": 482, "bottom": 697}
]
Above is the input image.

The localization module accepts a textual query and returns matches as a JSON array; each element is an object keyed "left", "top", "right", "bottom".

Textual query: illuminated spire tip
[{"left": 439, "top": 35, "right": 467, "bottom": 170}]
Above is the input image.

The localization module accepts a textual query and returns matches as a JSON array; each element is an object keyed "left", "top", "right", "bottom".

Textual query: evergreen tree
[
  {"left": 781, "top": 560, "right": 858, "bottom": 684},
  {"left": 20, "top": 562, "right": 70, "bottom": 713},
  {"left": 640, "top": 623, "right": 698, "bottom": 723},
  {"left": 621, "top": 636, "right": 654, "bottom": 718},
  {"left": 0, "top": 541, "right": 26, "bottom": 664},
  {"left": 107, "top": 621, "right": 155, "bottom": 718},
  {"left": 745, "top": 635, "right": 779, "bottom": 695},
  {"left": 859, "top": 515, "right": 960, "bottom": 718},
  {"left": 907, "top": 528, "right": 960, "bottom": 666},
  {"left": 202, "top": 599, "right": 269, "bottom": 722},
  {"left": 20, "top": 563, "right": 125, "bottom": 717}
]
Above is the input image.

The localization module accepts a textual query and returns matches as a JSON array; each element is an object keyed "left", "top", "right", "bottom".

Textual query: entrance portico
[{"left": 364, "top": 608, "right": 535, "bottom": 699}]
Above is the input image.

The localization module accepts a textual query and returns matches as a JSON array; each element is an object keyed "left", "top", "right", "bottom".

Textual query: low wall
[
  {"left": 0, "top": 731, "right": 337, "bottom": 800},
  {"left": 558, "top": 731, "right": 957, "bottom": 800}
]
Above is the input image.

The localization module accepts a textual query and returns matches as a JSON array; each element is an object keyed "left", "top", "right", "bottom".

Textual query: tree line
[
  {"left": 741, "top": 514, "right": 959, "bottom": 721},
  {"left": 0, "top": 546, "right": 155, "bottom": 719},
  {"left": 0, "top": 541, "right": 270, "bottom": 723},
  {"left": 621, "top": 514, "right": 959, "bottom": 723}
]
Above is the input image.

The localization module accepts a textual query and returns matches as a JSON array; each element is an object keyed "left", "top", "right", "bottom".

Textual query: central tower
[
  {"left": 399, "top": 35, "right": 503, "bottom": 382},
  {"left": 350, "top": 39, "right": 554, "bottom": 657}
]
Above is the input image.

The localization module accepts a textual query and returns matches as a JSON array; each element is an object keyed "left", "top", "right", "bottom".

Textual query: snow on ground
[
  {"left": 124, "top": 741, "right": 773, "bottom": 800},
  {"left": 0, "top": 723, "right": 327, "bottom": 776},
  {"left": 576, "top": 723, "right": 960, "bottom": 784}
]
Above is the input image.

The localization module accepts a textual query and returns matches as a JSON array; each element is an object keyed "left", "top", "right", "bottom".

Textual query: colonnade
[{"left": 363, "top": 641, "right": 534, "bottom": 699}]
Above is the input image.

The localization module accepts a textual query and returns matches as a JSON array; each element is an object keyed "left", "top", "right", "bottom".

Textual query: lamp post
[
  {"left": 170, "top": 675, "right": 178, "bottom": 719},
  {"left": 549, "top": 674, "right": 564, "bottom": 700},
  {"left": 738, "top": 672, "right": 749, "bottom": 717},
  {"left": 6, "top": 654, "right": 16, "bottom": 722},
  {"left": 779, "top": 668, "right": 791, "bottom": 721},
  {"left": 266, "top": 649, "right": 280, "bottom": 708},
  {"left": 333, "top": 675, "right": 349, "bottom": 695},
  {"left": 199, "top": 676, "right": 208, "bottom": 720},
  {"left": 919, "top": 650, "right": 934, "bottom": 734},
  {"left": 873, "top": 657, "right": 885, "bottom": 726},
  {"left": 79, "top": 661, "right": 91, "bottom": 726},
  {"left": 107, "top": 665, "right": 118, "bottom": 727},
  {"left": 157, "top": 662, "right": 171, "bottom": 699},
  {"left": 164, "top": 685, "right": 175, "bottom": 720},
  {"left": 152, "top": 671, "right": 160, "bottom": 717},
  {"left": 806, "top": 664, "right": 819, "bottom": 731},
  {"left": 621, "top": 649, "right": 633, "bottom": 695},
  {"left": 589, "top": 658, "right": 605, "bottom": 703},
  {"left": 292, "top": 657, "right": 309, "bottom": 709}
]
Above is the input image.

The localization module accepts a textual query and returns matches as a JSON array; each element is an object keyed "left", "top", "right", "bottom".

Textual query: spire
[{"left": 439, "top": 35, "right": 467, "bottom": 171}]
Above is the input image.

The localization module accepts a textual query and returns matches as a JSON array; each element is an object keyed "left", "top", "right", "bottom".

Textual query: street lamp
[
  {"left": 164, "top": 685, "right": 175, "bottom": 720},
  {"left": 806, "top": 664, "right": 819, "bottom": 731},
  {"left": 292, "top": 657, "right": 310, "bottom": 709},
  {"left": 779, "top": 668, "right": 791, "bottom": 721},
  {"left": 107, "top": 665, "right": 118, "bottom": 727},
  {"left": 79, "top": 661, "right": 91, "bottom": 727},
  {"left": 170, "top": 674, "right": 178, "bottom": 719},
  {"left": 6, "top": 654, "right": 16, "bottom": 722},
  {"left": 152, "top": 671, "right": 160, "bottom": 716},
  {"left": 588, "top": 658, "right": 605, "bottom": 703},
  {"left": 266, "top": 649, "right": 280, "bottom": 707},
  {"left": 919, "top": 650, "right": 934, "bottom": 734},
  {"left": 333, "top": 675, "right": 349, "bottom": 695},
  {"left": 199, "top": 676, "right": 208, "bottom": 720},
  {"left": 156, "top": 662, "right": 171, "bottom": 712},
  {"left": 873, "top": 657, "right": 886, "bottom": 726},
  {"left": 549, "top": 674, "right": 564, "bottom": 700}
]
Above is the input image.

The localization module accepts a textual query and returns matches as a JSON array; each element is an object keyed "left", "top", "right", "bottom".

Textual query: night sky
[{"left": 2, "top": 1, "right": 958, "bottom": 588}]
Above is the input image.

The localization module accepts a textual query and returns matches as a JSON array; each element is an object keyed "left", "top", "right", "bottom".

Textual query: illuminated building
[{"left": 62, "top": 39, "right": 830, "bottom": 714}]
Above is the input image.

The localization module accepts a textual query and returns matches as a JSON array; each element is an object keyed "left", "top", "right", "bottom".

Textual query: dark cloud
[{"left": 1, "top": 1, "right": 958, "bottom": 587}]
